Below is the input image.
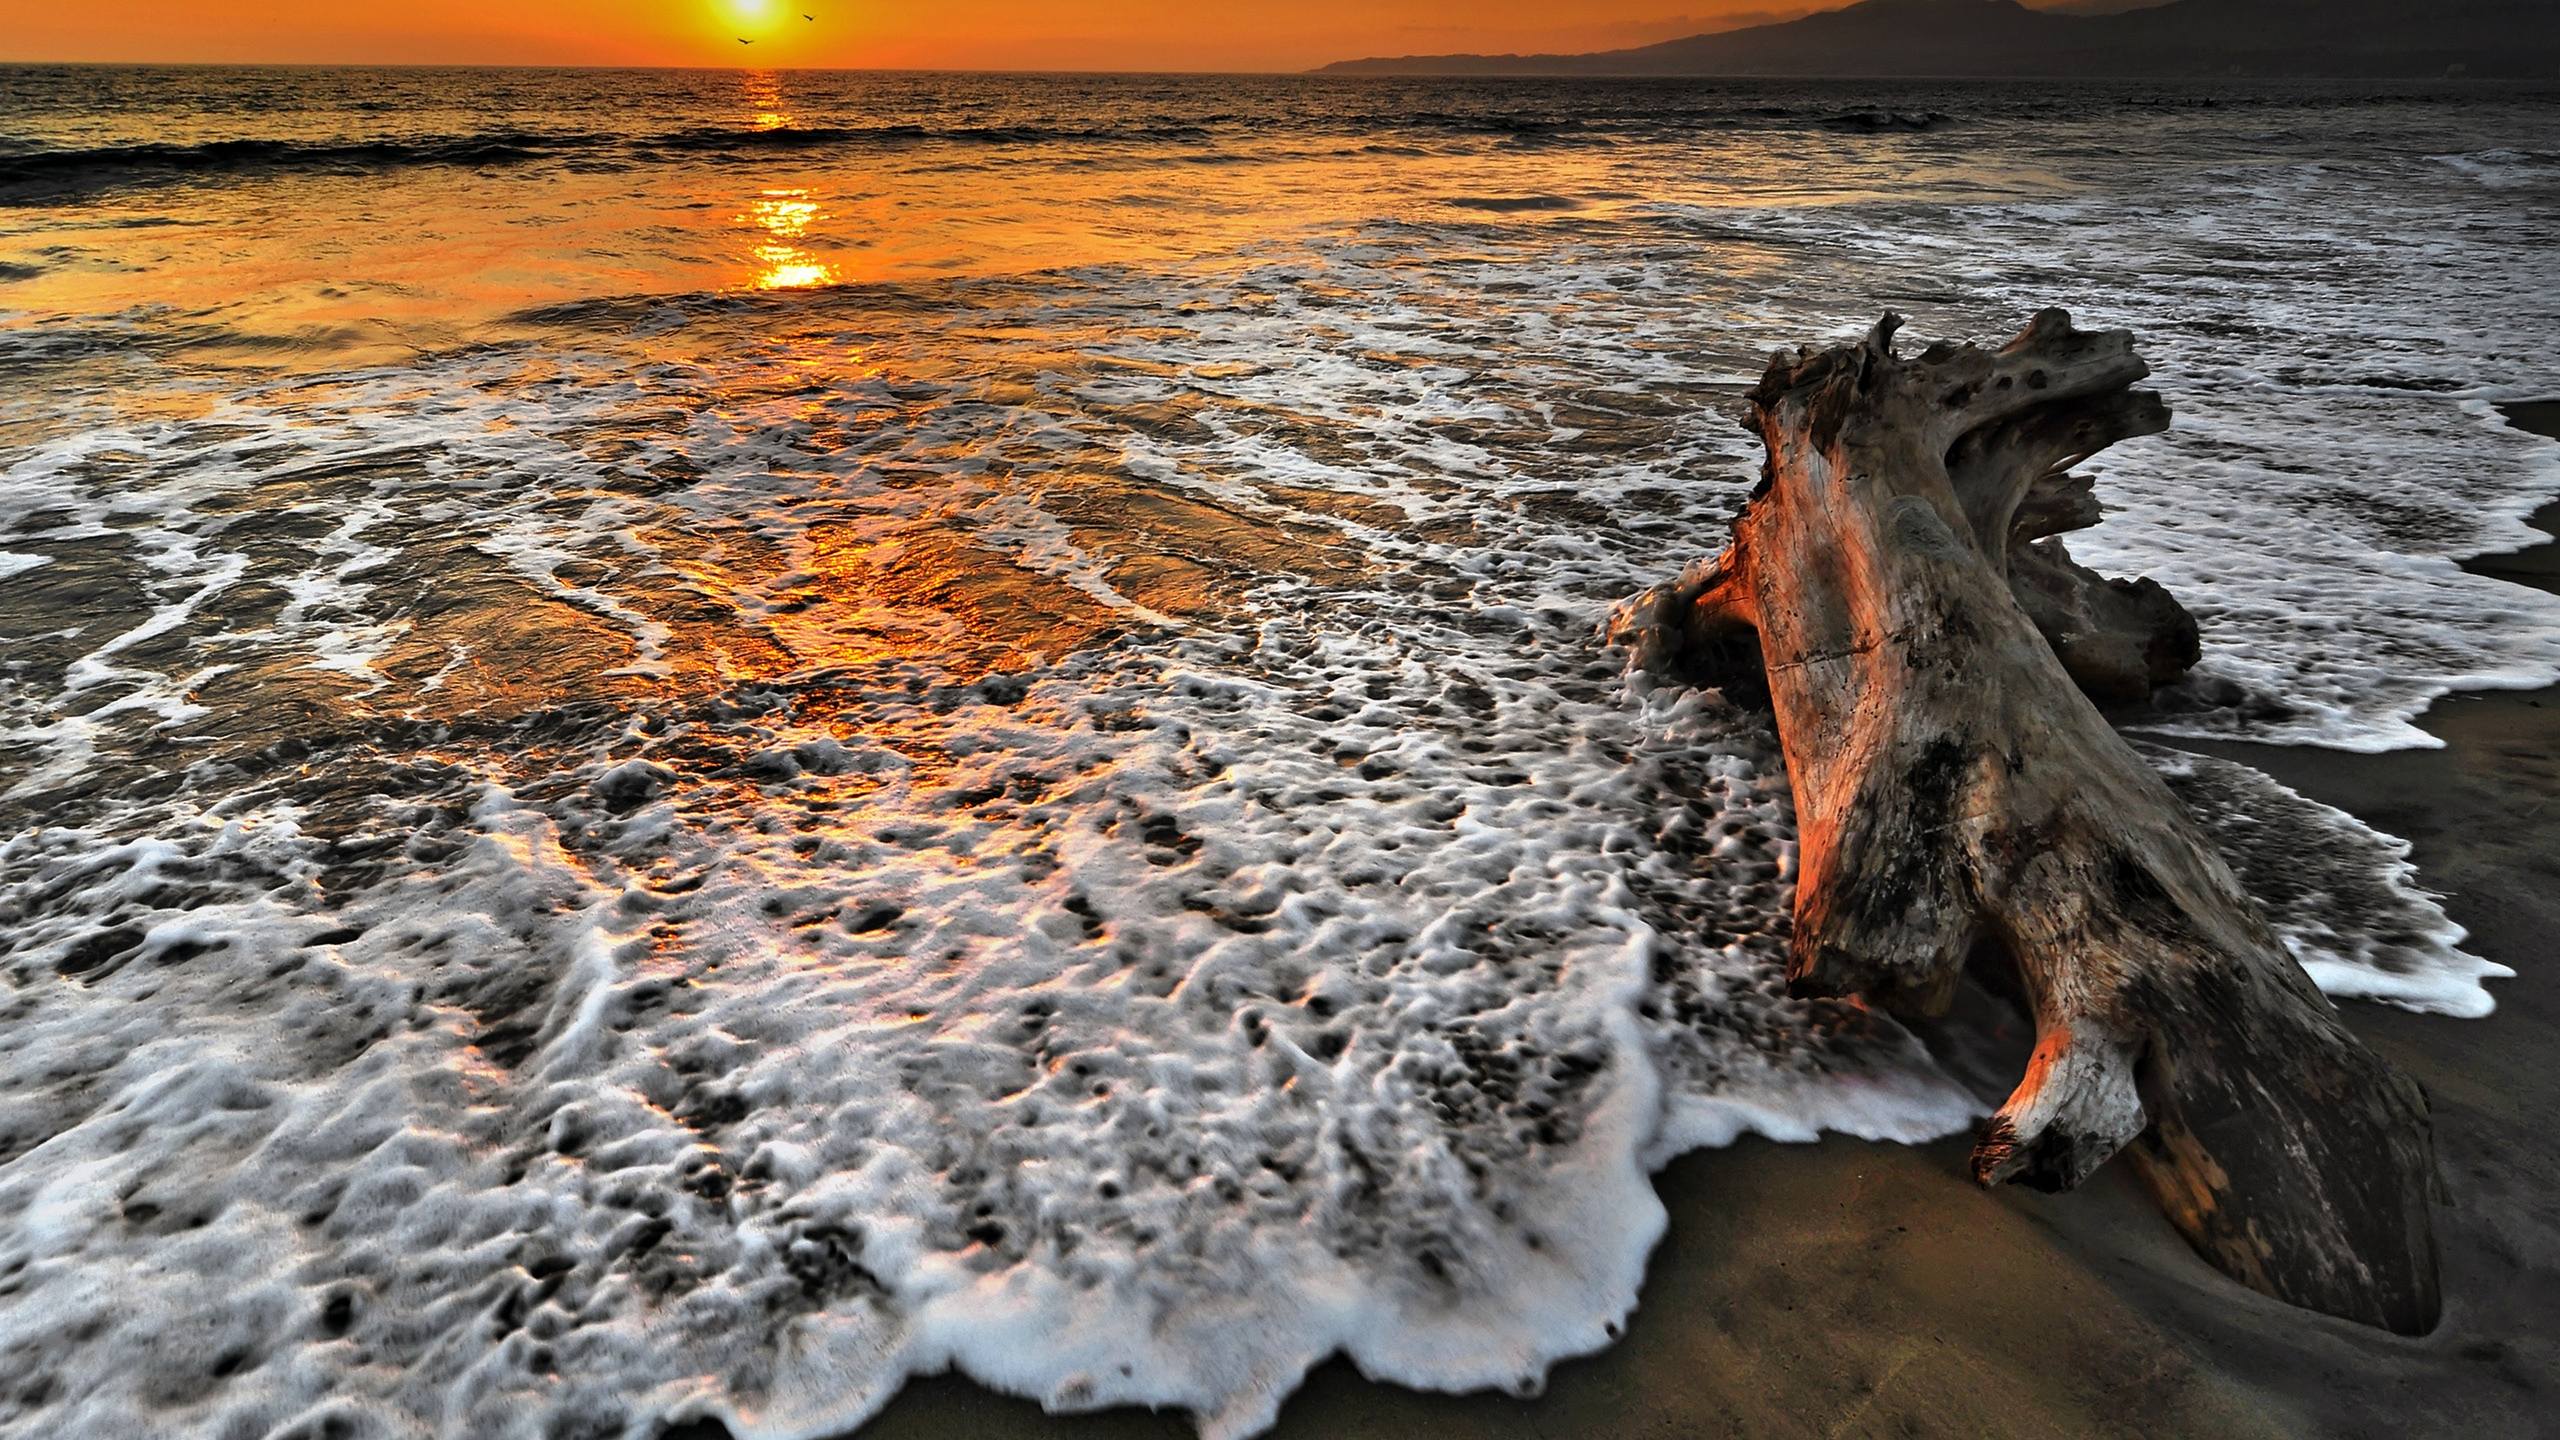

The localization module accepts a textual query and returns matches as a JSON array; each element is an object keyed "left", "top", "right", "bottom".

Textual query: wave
[
  {"left": 1818, "top": 108, "right": 1957, "bottom": 132},
  {"left": 41, "top": 88, "right": 2542, "bottom": 207},
  {"left": 0, "top": 130, "right": 602, "bottom": 203},
  {"left": 9, "top": 77, "right": 2557, "bottom": 206},
  {"left": 0, "top": 103, "right": 2011, "bottom": 208},
  {"left": 647, "top": 120, "right": 1218, "bottom": 152},
  {"left": 1446, "top": 193, "right": 1590, "bottom": 212},
  {"left": 0, "top": 120, "right": 1244, "bottom": 203}
]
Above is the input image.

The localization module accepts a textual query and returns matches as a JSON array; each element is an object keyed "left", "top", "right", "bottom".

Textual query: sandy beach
[{"left": 847, "top": 404, "right": 2560, "bottom": 1440}]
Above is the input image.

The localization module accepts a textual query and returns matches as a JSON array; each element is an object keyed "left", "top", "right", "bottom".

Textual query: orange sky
[{"left": 1, "top": 0, "right": 1886, "bottom": 71}]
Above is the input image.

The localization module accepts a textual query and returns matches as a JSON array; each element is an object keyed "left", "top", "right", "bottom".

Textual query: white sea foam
[
  {"left": 2141, "top": 743, "right": 2505, "bottom": 1017},
  {"left": 2430, "top": 146, "right": 2557, "bottom": 190}
]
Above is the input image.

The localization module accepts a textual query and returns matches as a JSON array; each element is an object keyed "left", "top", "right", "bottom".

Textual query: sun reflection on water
[
  {"left": 740, "top": 70, "right": 795, "bottom": 131},
  {"left": 740, "top": 188, "right": 838, "bottom": 291},
  {"left": 726, "top": 72, "right": 835, "bottom": 289}
]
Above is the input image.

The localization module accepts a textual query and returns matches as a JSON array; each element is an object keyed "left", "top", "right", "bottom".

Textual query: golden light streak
[{"left": 740, "top": 189, "right": 838, "bottom": 291}]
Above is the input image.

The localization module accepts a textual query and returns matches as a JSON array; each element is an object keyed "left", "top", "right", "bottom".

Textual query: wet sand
[{"left": 847, "top": 403, "right": 2560, "bottom": 1440}]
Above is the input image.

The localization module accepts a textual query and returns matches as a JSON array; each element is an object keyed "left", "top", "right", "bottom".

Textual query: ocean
[{"left": 0, "top": 67, "right": 2555, "bottom": 1439}]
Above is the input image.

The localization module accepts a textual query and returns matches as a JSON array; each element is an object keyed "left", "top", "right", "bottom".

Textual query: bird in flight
[{"left": 738, "top": 37, "right": 754, "bottom": 44}]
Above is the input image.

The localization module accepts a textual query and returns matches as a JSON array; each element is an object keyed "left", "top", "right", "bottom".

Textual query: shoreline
[{"left": 844, "top": 404, "right": 2560, "bottom": 1440}]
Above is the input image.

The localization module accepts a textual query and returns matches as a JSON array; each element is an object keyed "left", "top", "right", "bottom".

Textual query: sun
[{"left": 715, "top": 0, "right": 791, "bottom": 51}]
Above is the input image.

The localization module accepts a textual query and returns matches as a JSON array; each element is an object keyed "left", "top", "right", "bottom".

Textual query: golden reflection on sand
[
  {"left": 23, "top": 274, "right": 1397, "bottom": 783},
  {"left": 349, "top": 465, "right": 1378, "bottom": 739}
]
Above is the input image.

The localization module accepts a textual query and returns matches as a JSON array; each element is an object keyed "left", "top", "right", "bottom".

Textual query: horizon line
[
  {"left": 6, "top": 58, "right": 1306, "bottom": 75},
  {"left": 2, "top": 59, "right": 2532, "bottom": 83}
]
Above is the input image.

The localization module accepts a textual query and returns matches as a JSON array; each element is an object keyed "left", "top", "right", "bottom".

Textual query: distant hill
[{"left": 1315, "top": 0, "right": 2560, "bottom": 78}]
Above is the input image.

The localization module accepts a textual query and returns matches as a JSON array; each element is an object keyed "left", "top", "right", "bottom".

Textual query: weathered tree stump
[{"left": 1609, "top": 310, "right": 2440, "bottom": 1333}]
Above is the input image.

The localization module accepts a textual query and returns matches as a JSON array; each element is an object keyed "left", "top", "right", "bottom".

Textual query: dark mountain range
[{"left": 1316, "top": 0, "right": 2560, "bottom": 78}]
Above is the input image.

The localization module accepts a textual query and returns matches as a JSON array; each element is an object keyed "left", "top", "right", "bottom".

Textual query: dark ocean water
[{"left": 0, "top": 67, "right": 2554, "bottom": 1440}]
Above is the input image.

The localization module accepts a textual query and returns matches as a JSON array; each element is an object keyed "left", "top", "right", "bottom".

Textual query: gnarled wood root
[{"left": 1610, "top": 310, "right": 2440, "bottom": 1333}]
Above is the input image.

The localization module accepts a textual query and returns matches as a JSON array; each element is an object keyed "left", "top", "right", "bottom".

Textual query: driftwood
[{"left": 1610, "top": 311, "right": 2439, "bottom": 1333}]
